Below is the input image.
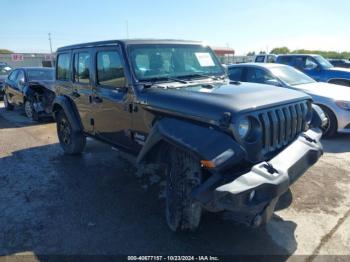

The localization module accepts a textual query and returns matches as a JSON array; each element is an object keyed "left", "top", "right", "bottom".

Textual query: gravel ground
[{"left": 0, "top": 103, "right": 349, "bottom": 261}]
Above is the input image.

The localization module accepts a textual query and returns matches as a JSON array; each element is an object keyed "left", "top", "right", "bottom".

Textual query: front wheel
[
  {"left": 24, "top": 99, "right": 39, "bottom": 121},
  {"left": 319, "top": 105, "right": 337, "bottom": 138},
  {"left": 56, "top": 110, "right": 86, "bottom": 155},
  {"left": 165, "top": 147, "right": 202, "bottom": 232}
]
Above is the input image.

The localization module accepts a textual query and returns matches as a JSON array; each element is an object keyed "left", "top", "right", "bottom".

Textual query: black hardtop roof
[{"left": 57, "top": 39, "right": 204, "bottom": 52}]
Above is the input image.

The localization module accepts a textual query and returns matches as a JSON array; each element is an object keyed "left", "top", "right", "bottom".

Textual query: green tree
[
  {"left": 270, "top": 47, "right": 290, "bottom": 55},
  {"left": 0, "top": 49, "right": 13, "bottom": 54},
  {"left": 247, "top": 51, "right": 256, "bottom": 56}
]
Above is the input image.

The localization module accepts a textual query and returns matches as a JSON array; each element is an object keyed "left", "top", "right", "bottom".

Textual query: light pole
[{"left": 48, "top": 33, "right": 54, "bottom": 67}]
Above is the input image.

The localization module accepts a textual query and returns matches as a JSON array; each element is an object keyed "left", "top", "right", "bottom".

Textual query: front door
[{"left": 91, "top": 47, "right": 135, "bottom": 150}]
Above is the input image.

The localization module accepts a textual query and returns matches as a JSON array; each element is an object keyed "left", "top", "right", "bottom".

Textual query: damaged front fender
[{"left": 137, "top": 118, "right": 246, "bottom": 171}]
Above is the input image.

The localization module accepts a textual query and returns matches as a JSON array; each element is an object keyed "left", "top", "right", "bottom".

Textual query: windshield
[
  {"left": 128, "top": 44, "right": 224, "bottom": 82},
  {"left": 0, "top": 66, "right": 12, "bottom": 76},
  {"left": 314, "top": 55, "right": 333, "bottom": 69},
  {"left": 27, "top": 69, "right": 54, "bottom": 81},
  {"left": 271, "top": 66, "right": 315, "bottom": 86}
]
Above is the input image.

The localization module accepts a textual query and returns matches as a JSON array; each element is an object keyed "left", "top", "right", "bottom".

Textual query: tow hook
[
  {"left": 301, "top": 133, "right": 317, "bottom": 143},
  {"left": 263, "top": 163, "right": 279, "bottom": 175}
]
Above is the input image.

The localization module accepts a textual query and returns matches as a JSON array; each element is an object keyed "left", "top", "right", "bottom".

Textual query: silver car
[{"left": 228, "top": 63, "right": 350, "bottom": 137}]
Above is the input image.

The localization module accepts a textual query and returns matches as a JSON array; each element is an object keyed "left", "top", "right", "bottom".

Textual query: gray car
[{"left": 228, "top": 63, "right": 350, "bottom": 137}]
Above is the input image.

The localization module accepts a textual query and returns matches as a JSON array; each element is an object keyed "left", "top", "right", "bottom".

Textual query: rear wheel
[
  {"left": 319, "top": 105, "right": 337, "bottom": 138},
  {"left": 165, "top": 147, "right": 202, "bottom": 232},
  {"left": 56, "top": 110, "right": 86, "bottom": 155},
  {"left": 4, "top": 93, "right": 14, "bottom": 111}
]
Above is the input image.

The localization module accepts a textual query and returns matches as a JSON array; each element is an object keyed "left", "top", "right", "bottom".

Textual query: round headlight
[{"left": 238, "top": 118, "right": 251, "bottom": 139}]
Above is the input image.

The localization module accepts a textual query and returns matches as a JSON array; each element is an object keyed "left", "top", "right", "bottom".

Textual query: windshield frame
[
  {"left": 313, "top": 55, "right": 334, "bottom": 69},
  {"left": 270, "top": 65, "right": 316, "bottom": 86},
  {"left": 127, "top": 43, "right": 225, "bottom": 84}
]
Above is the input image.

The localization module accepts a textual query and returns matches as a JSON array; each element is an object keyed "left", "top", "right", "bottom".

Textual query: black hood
[{"left": 140, "top": 81, "right": 311, "bottom": 123}]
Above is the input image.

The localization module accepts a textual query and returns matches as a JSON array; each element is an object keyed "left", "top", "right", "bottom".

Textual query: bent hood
[
  {"left": 292, "top": 82, "right": 350, "bottom": 101},
  {"left": 141, "top": 82, "right": 310, "bottom": 123},
  {"left": 28, "top": 80, "right": 55, "bottom": 92}
]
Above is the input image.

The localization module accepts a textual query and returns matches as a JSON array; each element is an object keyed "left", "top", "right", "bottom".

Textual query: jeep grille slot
[{"left": 259, "top": 101, "right": 309, "bottom": 154}]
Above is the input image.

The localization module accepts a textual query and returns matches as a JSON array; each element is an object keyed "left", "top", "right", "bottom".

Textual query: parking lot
[{"left": 0, "top": 102, "right": 349, "bottom": 260}]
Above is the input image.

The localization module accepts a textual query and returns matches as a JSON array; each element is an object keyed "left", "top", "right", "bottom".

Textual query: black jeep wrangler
[{"left": 52, "top": 40, "right": 325, "bottom": 232}]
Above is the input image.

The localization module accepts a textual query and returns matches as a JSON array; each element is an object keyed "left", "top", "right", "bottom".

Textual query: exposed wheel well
[
  {"left": 328, "top": 79, "right": 350, "bottom": 86},
  {"left": 52, "top": 103, "right": 63, "bottom": 119}
]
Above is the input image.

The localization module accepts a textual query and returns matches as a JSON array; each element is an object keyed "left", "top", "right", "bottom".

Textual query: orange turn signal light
[{"left": 200, "top": 160, "right": 216, "bottom": 169}]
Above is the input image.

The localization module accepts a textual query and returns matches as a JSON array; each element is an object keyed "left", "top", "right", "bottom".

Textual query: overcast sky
[{"left": 1, "top": 0, "right": 349, "bottom": 54}]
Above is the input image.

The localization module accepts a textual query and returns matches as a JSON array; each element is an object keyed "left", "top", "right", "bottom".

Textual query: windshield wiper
[
  {"left": 143, "top": 76, "right": 188, "bottom": 85},
  {"left": 179, "top": 73, "right": 226, "bottom": 80}
]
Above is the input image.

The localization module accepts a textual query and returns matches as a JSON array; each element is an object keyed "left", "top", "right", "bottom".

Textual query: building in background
[
  {"left": 212, "top": 46, "right": 235, "bottom": 64},
  {"left": 0, "top": 53, "right": 55, "bottom": 68}
]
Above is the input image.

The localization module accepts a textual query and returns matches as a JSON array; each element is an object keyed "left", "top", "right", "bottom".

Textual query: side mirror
[{"left": 265, "top": 79, "right": 282, "bottom": 87}]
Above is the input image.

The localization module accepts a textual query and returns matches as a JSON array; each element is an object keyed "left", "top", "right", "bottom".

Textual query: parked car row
[
  {"left": 228, "top": 63, "right": 350, "bottom": 137},
  {"left": 1, "top": 40, "right": 329, "bottom": 232}
]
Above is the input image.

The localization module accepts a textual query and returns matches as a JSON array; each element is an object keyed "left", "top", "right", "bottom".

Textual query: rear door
[
  {"left": 7, "top": 69, "right": 25, "bottom": 105},
  {"left": 5, "top": 70, "right": 18, "bottom": 103},
  {"left": 14, "top": 70, "right": 26, "bottom": 104},
  {"left": 91, "top": 46, "right": 134, "bottom": 150},
  {"left": 72, "top": 49, "right": 94, "bottom": 133}
]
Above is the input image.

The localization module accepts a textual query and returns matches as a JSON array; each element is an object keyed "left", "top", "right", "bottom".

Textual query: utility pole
[
  {"left": 126, "top": 20, "right": 129, "bottom": 39},
  {"left": 48, "top": 33, "right": 53, "bottom": 54},
  {"left": 48, "top": 33, "right": 53, "bottom": 67}
]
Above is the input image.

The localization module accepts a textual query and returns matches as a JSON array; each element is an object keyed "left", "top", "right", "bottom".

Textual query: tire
[
  {"left": 165, "top": 147, "right": 202, "bottom": 232},
  {"left": 56, "top": 110, "right": 86, "bottom": 155},
  {"left": 319, "top": 105, "right": 337, "bottom": 138},
  {"left": 24, "top": 98, "right": 40, "bottom": 121},
  {"left": 3, "top": 93, "right": 14, "bottom": 111}
]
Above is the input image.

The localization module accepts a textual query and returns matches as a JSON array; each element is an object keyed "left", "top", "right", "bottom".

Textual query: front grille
[{"left": 258, "top": 101, "right": 310, "bottom": 154}]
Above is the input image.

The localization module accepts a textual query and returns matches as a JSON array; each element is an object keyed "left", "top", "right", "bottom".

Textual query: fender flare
[
  {"left": 310, "top": 104, "right": 328, "bottom": 129},
  {"left": 52, "top": 95, "right": 83, "bottom": 132},
  {"left": 328, "top": 78, "right": 350, "bottom": 86},
  {"left": 137, "top": 118, "right": 245, "bottom": 171}
]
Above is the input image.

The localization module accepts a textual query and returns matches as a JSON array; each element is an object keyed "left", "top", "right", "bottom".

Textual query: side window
[
  {"left": 267, "top": 55, "right": 276, "bottom": 63},
  {"left": 74, "top": 52, "right": 91, "bottom": 84},
  {"left": 304, "top": 57, "right": 318, "bottom": 70},
  {"left": 97, "top": 50, "right": 125, "bottom": 88},
  {"left": 255, "top": 56, "right": 265, "bottom": 63},
  {"left": 8, "top": 70, "right": 18, "bottom": 81},
  {"left": 278, "top": 56, "right": 292, "bottom": 65},
  {"left": 246, "top": 68, "right": 274, "bottom": 84},
  {"left": 16, "top": 70, "right": 25, "bottom": 83},
  {"left": 228, "top": 67, "right": 243, "bottom": 81},
  {"left": 57, "top": 53, "right": 71, "bottom": 81}
]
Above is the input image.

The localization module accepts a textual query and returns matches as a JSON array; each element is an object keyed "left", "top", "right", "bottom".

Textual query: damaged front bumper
[{"left": 193, "top": 128, "right": 323, "bottom": 227}]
